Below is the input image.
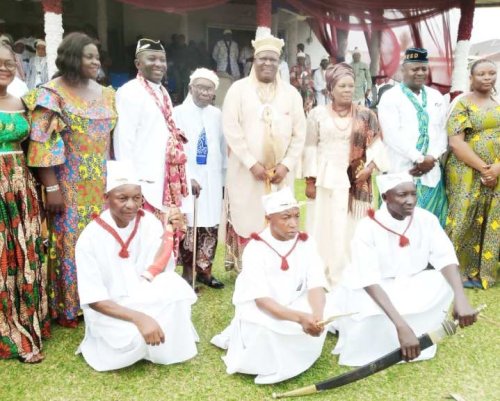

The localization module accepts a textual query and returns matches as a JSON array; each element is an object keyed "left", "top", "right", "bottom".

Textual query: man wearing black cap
[
  {"left": 378, "top": 47, "right": 448, "bottom": 226},
  {"left": 114, "top": 39, "right": 192, "bottom": 229}
]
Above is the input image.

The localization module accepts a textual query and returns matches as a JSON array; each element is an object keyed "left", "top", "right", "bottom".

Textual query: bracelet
[{"left": 45, "top": 184, "right": 60, "bottom": 193}]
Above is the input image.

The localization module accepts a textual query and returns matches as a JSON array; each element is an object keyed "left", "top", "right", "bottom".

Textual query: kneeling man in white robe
[
  {"left": 212, "top": 187, "right": 334, "bottom": 384},
  {"left": 332, "top": 172, "right": 477, "bottom": 367},
  {"left": 76, "top": 161, "right": 198, "bottom": 371}
]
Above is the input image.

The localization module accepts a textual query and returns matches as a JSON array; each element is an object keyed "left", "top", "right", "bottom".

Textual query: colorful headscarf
[{"left": 325, "top": 62, "right": 355, "bottom": 91}]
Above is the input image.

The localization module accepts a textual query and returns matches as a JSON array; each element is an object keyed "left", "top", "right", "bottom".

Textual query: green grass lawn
[{"left": 2, "top": 183, "right": 499, "bottom": 401}]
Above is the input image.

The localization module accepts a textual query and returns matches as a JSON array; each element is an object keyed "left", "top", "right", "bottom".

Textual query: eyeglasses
[
  {"left": 0, "top": 59, "right": 16, "bottom": 72},
  {"left": 192, "top": 84, "right": 215, "bottom": 94}
]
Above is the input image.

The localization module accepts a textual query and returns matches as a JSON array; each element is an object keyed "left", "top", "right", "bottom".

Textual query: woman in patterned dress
[
  {"left": 445, "top": 58, "right": 500, "bottom": 289},
  {"left": 24, "top": 32, "right": 117, "bottom": 327},
  {"left": 0, "top": 43, "right": 49, "bottom": 363}
]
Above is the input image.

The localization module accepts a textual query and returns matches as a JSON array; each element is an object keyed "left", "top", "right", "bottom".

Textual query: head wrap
[
  {"left": 0, "top": 34, "right": 12, "bottom": 45},
  {"left": 321, "top": 55, "right": 329, "bottom": 62},
  {"left": 297, "top": 51, "right": 306, "bottom": 58},
  {"left": 262, "top": 187, "right": 299, "bottom": 216},
  {"left": 352, "top": 47, "right": 361, "bottom": 55},
  {"left": 34, "top": 39, "right": 46, "bottom": 48},
  {"left": 106, "top": 160, "right": 141, "bottom": 193},
  {"left": 376, "top": 172, "right": 414, "bottom": 195},
  {"left": 136, "top": 38, "right": 165, "bottom": 56},
  {"left": 403, "top": 47, "right": 429, "bottom": 64},
  {"left": 189, "top": 68, "right": 219, "bottom": 89},
  {"left": 325, "top": 62, "right": 355, "bottom": 90},
  {"left": 252, "top": 33, "right": 284, "bottom": 56}
]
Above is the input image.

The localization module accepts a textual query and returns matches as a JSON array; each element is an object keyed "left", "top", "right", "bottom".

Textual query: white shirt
[
  {"left": 212, "top": 40, "right": 240, "bottom": 79},
  {"left": 378, "top": 85, "right": 448, "bottom": 187},
  {"left": 342, "top": 203, "right": 458, "bottom": 290},
  {"left": 114, "top": 78, "right": 191, "bottom": 212},
  {"left": 173, "top": 96, "right": 226, "bottom": 227},
  {"left": 7, "top": 76, "right": 29, "bottom": 97},
  {"left": 313, "top": 68, "right": 328, "bottom": 106},
  {"left": 76, "top": 210, "right": 174, "bottom": 307}
]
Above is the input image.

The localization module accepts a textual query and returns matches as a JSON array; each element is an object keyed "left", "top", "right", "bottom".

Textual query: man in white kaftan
[
  {"left": 332, "top": 173, "right": 477, "bottom": 367},
  {"left": 223, "top": 32, "right": 306, "bottom": 271},
  {"left": 76, "top": 161, "right": 198, "bottom": 372},
  {"left": 313, "top": 56, "right": 329, "bottom": 106},
  {"left": 212, "top": 188, "right": 335, "bottom": 384},
  {"left": 174, "top": 68, "right": 226, "bottom": 288},
  {"left": 377, "top": 47, "right": 448, "bottom": 226},
  {"left": 114, "top": 38, "right": 192, "bottom": 215},
  {"left": 212, "top": 30, "right": 240, "bottom": 80}
]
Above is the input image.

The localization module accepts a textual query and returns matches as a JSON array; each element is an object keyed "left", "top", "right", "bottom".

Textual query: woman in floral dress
[{"left": 24, "top": 32, "right": 116, "bottom": 326}]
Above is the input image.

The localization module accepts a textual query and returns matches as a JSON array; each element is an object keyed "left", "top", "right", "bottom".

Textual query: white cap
[
  {"left": 297, "top": 51, "right": 306, "bottom": 58},
  {"left": 223, "top": 29, "right": 232, "bottom": 35},
  {"left": 34, "top": 39, "right": 46, "bottom": 47},
  {"left": 262, "top": 187, "right": 299, "bottom": 216},
  {"left": 189, "top": 67, "right": 219, "bottom": 89},
  {"left": 106, "top": 160, "right": 141, "bottom": 193},
  {"left": 376, "top": 172, "right": 414, "bottom": 195}
]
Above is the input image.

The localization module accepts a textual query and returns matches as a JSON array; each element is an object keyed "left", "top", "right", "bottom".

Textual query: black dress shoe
[{"left": 196, "top": 274, "right": 225, "bottom": 289}]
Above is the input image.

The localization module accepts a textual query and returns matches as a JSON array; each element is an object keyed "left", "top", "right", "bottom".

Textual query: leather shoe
[{"left": 196, "top": 274, "right": 225, "bottom": 289}]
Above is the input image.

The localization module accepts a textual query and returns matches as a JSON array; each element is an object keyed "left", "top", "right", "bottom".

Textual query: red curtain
[{"left": 114, "top": 0, "right": 229, "bottom": 13}]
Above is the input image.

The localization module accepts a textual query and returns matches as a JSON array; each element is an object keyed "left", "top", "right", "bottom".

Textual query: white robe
[
  {"left": 113, "top": 78, "right": 192, "bottom": 212},
  {"left": 211, "top": 228, "right": 335, "bottom": 384},
  {"left": 212, "top": 40, "right": 240, "bottom": 79},
  {"left": 377, "top": 85, "right": 448, "bottom": 188},
  {"left": 331, "top": 204, "right": 456, "bottom": 366},
  {"left": 75, "top": 210, "right": 198, "bottom": 371},
  {"left": 173, "top": 96, "right": 226, "bottom": 228},
  {"left": 313, "top": 68, "right": 329, "bottom": 106}
]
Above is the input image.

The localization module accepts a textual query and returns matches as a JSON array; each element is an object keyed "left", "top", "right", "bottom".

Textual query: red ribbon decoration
[
  {"left": 367, "top": 208, "right": 412, "bottom": 247},
  {"left": 93, "top": 210, "right": 145, "bottom": 258},
  {"left": 250, "top": 232, "right": 308, "bottom": 271}
]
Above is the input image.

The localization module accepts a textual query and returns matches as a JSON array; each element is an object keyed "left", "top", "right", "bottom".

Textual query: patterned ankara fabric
[
  {"left": 24, "top": 80, "right": 117, "bottom": 326},
  {"left": 445, "top": 96, "right": 500, "bottom": 289},
  {"left": 180, "top": 226, "right": 218, "bottom": 276},
  {"left": 0, "top": 111, "right": 49, "bottom": 359}
]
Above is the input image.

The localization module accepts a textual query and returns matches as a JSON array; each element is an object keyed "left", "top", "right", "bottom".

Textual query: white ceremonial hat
[
  {"left": 223, "top": 29, "right": 232, "bottom": 35},
  {"left": 106, "top": 160, "right": 141, "bottom": 193},
  {"left": 189, "top": 68, "right": 219, "bottom": 89},
  {"left": 297, "top": 51, "right": 306, "bottom": 58},
  {"left": 376, "top": 172, "right": 415, "bottom": 195},
  {"left": 252, "top": 33, "right": 284, "bottom": 56},
  {"left": 262, "top": 187, "right": 299, "bottom": 216}
]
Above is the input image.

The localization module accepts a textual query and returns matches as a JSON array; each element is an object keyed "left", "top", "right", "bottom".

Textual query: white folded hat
[{"left": 262, "top": 187, "right": 299, "bottom": 215}]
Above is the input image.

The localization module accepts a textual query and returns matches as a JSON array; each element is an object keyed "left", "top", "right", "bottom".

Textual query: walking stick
[{"left": 191, "top": 196, "right": 198, "bottom": 289}]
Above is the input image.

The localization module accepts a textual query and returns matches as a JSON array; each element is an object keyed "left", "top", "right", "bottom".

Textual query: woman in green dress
[
  {"left": 0, "top": 44, "right": 48, "bottom": 362},
  {"left": 446, "top": 59, "right": 500, "bottom": 289}
]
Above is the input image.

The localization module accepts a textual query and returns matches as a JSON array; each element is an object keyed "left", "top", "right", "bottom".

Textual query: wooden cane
[{"left": 191, "top": 196, "right": 198, "bottom": 289}]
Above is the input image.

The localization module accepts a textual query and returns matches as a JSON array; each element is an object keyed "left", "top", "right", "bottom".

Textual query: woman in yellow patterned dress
[
  {"left": 445, "top": 59, "right": 500, "bottom": 289},
  {"left": 24, "top": 32, "right": 117, "bottom": 326}
]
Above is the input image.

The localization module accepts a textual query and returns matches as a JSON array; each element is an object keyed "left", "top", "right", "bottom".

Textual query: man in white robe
[
  {"left": 332, "top": 173, "right": 477, "bottom": 367},
  {"left": 378, "top": 47, "right": 448, "bottom": 226},
  {"left": 212, "top": 188, "right": 334, "bottom": 384},
  {"left": 212, "top": 30, "right": 240, "bottom": 80},
  {"left": 313, "top": 56, "right": 329, "bottom": 106},
  {"left": 223, "top": 32, "right": 306, "bottom": 271},
  {"left": 174, "top": 68, "right": 226, "bottom": 289},
  {"left": 114, "top": 38, "right": 192, "bottom": 217},
  {"left": 75, "top": 161, "right": 198, "bottom": 372}
]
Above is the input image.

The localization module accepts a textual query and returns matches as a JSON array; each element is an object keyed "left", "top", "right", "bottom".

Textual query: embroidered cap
[
  {"left": 262, "top": 187, "right": 299, "bottom": 216},
  {"left": 106, "top": 160, "right": 141, "bottom": 193},
  {"left": 189, "top": 67, "right": 219, "bottom": 89},
  {"left": 403, "top": 47, "right": 429, "bottom": 64},
  {"left": 136, "top": 38, "right": 165, "bottom": 56},
  {"left": 252, "top": 33, "right": 284, "bottom": 56},
  {"left": 376, "top": 172, "right": 415, "bottom": 195}
]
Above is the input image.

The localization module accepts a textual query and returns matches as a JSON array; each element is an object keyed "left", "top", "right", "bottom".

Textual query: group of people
[{"left": 0, "top": 24, "right": 495, "bottom": 388}]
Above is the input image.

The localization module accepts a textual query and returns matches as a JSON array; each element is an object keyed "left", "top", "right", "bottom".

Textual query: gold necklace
[{"left": 331, "top": 103, "right": 352, "bottom": 118}]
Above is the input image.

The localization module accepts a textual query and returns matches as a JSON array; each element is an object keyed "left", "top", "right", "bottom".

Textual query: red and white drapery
[{"left": 41, "top": 0, "right": 64, "bottom": 79}]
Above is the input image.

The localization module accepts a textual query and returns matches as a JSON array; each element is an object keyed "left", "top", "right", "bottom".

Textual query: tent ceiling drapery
[{"left": 114, "top": 0, "right": 230, "bottom": 13}]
